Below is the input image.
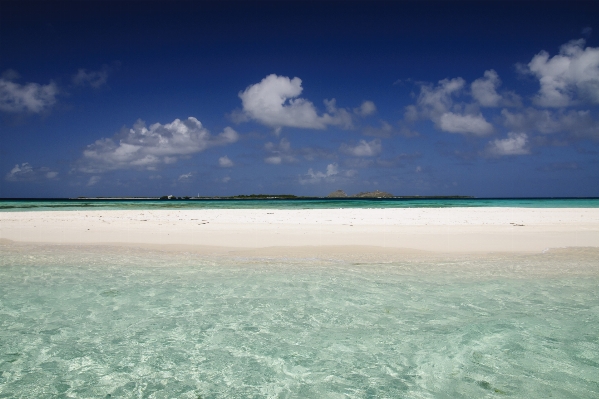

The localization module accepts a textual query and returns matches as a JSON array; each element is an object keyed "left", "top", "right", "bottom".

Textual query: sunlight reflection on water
[{"left": 1, "top": 244, "right": 598, "bottom": 398}]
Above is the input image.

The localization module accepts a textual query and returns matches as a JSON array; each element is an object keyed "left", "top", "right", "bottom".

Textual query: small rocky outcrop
[
  {"left": 352, "top": 190, "right": 394, "bottom": 198},
  {"left": 327, "top": 190, "right": 348, "bottom": 198}
]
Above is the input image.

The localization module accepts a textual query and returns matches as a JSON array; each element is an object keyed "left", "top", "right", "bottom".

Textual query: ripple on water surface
[{"left": 0, "top": 244, "right": 598, "bottom": 398}]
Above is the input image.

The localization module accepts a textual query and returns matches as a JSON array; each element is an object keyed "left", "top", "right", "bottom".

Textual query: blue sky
[{"left": 1, "top": 1, "right": 598, "bottom": 198}]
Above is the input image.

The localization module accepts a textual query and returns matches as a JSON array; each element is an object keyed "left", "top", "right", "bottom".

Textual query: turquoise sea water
[
  {"left": 1, "top": 244, "right": 598, "bottom": 398},
  {"left": 1, "top": 197, "right": 599, "bottom": 211}
]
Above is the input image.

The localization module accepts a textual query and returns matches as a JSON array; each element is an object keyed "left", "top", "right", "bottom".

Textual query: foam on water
[{"left": 1, "top": 244, "right": 598, "bottom": 398}]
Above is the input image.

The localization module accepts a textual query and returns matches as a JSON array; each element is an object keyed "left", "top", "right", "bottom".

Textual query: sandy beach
[{"left": 2, "top": 207, "right": 598, "bottom": 256}]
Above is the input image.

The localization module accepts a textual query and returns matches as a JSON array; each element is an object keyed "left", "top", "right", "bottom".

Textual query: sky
[{"left": 1, "top": 0, "right": 599, "bottom": 198}]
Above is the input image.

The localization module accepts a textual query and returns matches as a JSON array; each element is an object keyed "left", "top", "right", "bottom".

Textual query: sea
[
  {"left": 1, "top": 198, "right": 598, "bottom": 398},
  {"left": 1, "top": 197, "right": 599, "bottom": 212}
]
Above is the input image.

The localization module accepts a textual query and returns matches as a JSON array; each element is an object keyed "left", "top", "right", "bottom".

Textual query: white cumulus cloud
[
  {"left": 5, "top": 163, "right": 58, "bottom": 181},
  {"left": 264, "top": 138, "right": 297, "bottom": 164},
  {"left": 525, "top": 39, "right": 599, "bottom": 107},
  {"left": 405, "top": 77, "right": 465, "bottom": 121},
  {"left": 471, "top": 69, "right": 521, "bottom": 107},
  {"left": 354, "top": 100, "right": 376, "bottom": 116},
  {"left": 218, "top": 155, "right": 234, "bottom": 167},
  {"left": 0, "top": 75, "right": 58, "bottom": 113},
  {"left": 78, "top": 117, "right": 239, "bottom": 172},
  {"left": 502, "top": 108, "right": 599, "bottom": 139},
  {"left": 238, "top": 74, "right": 353, "bottom": 131},
  {"left": 299, "top": 163, "right": 357, "bottom": 184},
  {"left": 264, "top": 156, "right": 282, "bottom": 165},
  {"left": 300, "top": 163, "right": 335, "bottom": 184},
  {"left": 72, "top": 67, "right": 109, "bottom": 88},
  {"left": 403, "top": 74, "right": 543, "bottom": 137},
  {"left": 438, "top": 112, "right": 494, "bottom": 136},
  {"left": 262, "top": 138, "right": 331, "bottom": 164},
  {"left": 487, "top": 132, "right": 530, "bottom": 156},
  {"left": 340, "top": 139, "right": 382, "bottom": 156},
  {"left": 405, "top": 77, "right": 493, "bottom": 135}
]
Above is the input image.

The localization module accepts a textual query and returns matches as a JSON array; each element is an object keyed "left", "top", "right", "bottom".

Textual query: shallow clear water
[
  {"left": 1, "top": 244, "right": 598, "bottom": 398},
  {"left": 1, "top": 197, "right": 599, "bottom": 212}
]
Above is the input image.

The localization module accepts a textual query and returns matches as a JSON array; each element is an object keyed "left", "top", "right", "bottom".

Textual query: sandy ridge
[{"left": 1, "top": 208, "right": 598, "bottom": 254}]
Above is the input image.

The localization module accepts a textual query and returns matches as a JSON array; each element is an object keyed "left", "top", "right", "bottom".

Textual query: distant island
[
  {"left": 74, "top": 191, "right": 474, "bottom": 200},
  {"left": 325, "top": 190, "right": 473, "bottom": 199},
  {"left": 327, "top": 190, "right": 394, "bottom": 198}
]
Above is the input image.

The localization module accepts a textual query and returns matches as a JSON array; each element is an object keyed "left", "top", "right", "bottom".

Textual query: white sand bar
[{"left": 2, "top": 208, "right": 599, "bottom": 255}]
